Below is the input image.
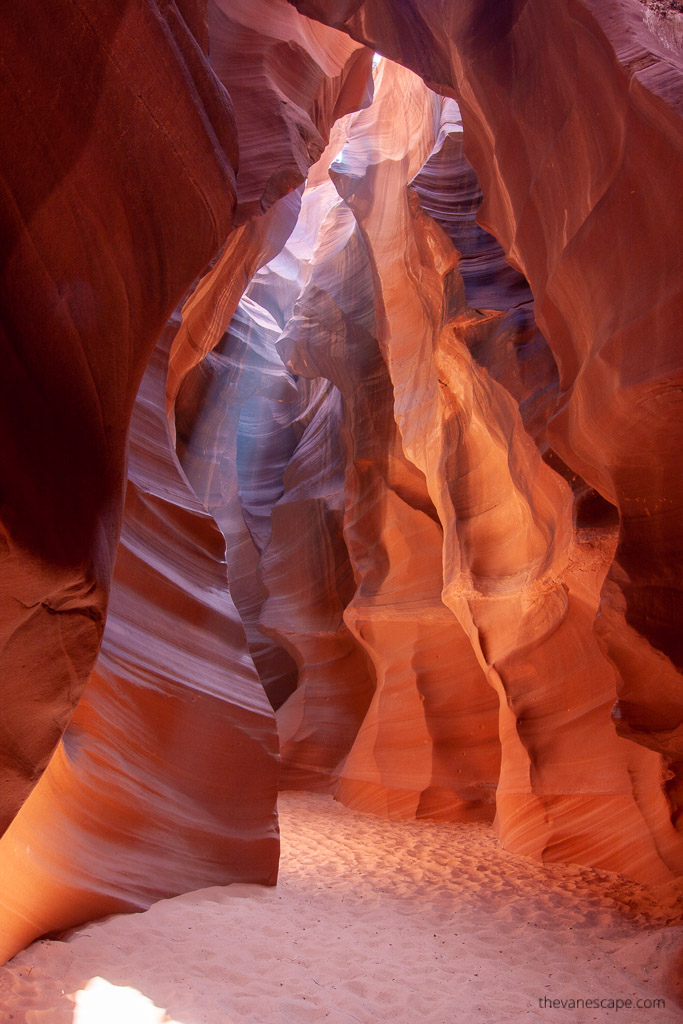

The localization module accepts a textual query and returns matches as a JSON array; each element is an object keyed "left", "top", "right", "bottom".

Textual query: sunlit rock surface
[
  {"left": 274, "top": 155, "right": 501, "bottom": 818},
  {"left": 267, "top": 54, "right": 683, "bottom": 880},
  {"left": 288, "top": 0, "right": 683, "bottom": 834}
]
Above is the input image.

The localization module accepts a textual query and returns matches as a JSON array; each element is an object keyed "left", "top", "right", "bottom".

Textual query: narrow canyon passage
[
  {"left": 1, "top": 793, "right": 682, "bottom": 1023},
  {"left": 1, "top": 0, "right": 682, "bottom": 1012}
]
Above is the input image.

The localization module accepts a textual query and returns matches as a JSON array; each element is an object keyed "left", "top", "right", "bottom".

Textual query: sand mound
[{"left": 1, "top": 791, "right": 682, "bottom": 1022}]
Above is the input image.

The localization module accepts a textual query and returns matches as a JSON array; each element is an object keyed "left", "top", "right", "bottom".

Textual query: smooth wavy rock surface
[
  {"left": 288, "top": 0, "right": 683, "bottom": 874},
  {"left": 274, "top": 170, "right": 501, "bottom": 817},
  {"left": 0, "top": 327, "right": 280, "bottom": 964},
  {"left": 0, "top": 0, "right": 239, "bottom": 835},
  {"left": 0, "top": 0, "right": 374, "bottom": 964},
  {"left": 165, "top": 0, "right": 374, "bottom": 416},
  {"left": 167, "top": 17, "right": 375, "bottom": 712},
  {"left": 176, "top": 293, "right": 300, "bottom": 708},
  {"left": 209, "top": 0, "right": 373, "bottom": 222},
  {"left": 248, "top": 146, "right": 380, "bottom": 790},
  {"left": 2, "top": 0, "right": 683, "bottom": 968},
  {"left": 256, "top": 52, "right": 682, "bottom": 881},
  {"left": 263, "top": 378, "right": 378, "bottom": 788}
]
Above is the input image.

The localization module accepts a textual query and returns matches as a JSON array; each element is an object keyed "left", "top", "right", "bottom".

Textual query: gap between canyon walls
[{"left": 0, "top": 0, "right": 681, "bottom": 965}]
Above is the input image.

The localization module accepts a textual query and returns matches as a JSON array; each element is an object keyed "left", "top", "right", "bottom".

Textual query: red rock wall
[
  {"left": 1, "top": 0, "right": 682, "bottom": 964},
  {"left": 0, "top": 325, "right": 279, "bottom": 963},
  {"left": 267, "top": 54, "right": 682, "bottom": 880},
  {"left": 0, "top": 0, "right": 238, "bottom": 836},
  {"left": 0, "top": 0, "right": 373, "bottom": 963},
  {"left": 287, "top": 0, "right": 683, "bottom": 829}
]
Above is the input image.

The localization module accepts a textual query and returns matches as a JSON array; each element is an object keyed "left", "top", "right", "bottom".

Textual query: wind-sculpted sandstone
[
  {"left": 261, "top": 51, "right": 682, "bottom": 880},
  {"left": 0, "top": 326, "right": 280, "bottom": 965},
  {"left": 260, "top": 374, "right": 380, "bottom": 791},
  {"left": 0, "top": 0, "right": 239, "bottom": 836},
  {"left": 180, "top": 137, "right": 380, "bottom": 784},
  {"left": 168, "top": 7, "right": 374, "bottom": 711},
  {"left": 287, "top": 0, "right": 683, "bottom": 869},
  {"left": 166, "top": 0, "right": 374, "bottom": 415},
  {"left": 208, "top": 0, "right": 373, "bottom": 223},
  {"left": 274, "top": 174, "right": 501, "bottom": 817},
  {"left": 1, "top": 0, "right": 682, "bottom": 968},
  {"left": 0, "top": 0, "right": 374, "bottom": 963},
  {"left": 175, "top": 293, "right": 300, "bottom": 708}
]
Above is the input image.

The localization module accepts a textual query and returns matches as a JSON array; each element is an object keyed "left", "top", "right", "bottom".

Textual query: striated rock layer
[
  {"left": 1, "top": 0, "right": 682, "bottom": 965},
  {"left": 165, "top": 0, "right": 373, "bottom": 414},
  {"left": 175, "top": 291, "right": 300, "bottom": 708},
  {"left": 273, "top": 146, "right": 501, "bottom": 818},
  {"left": 0, "top": 0, "right": 238, "bottom": 836},
  {"left": 288, "top": 0, "right": 683, "bottom": 836},
  {"left": 0, "top": 326, "right": 279, "bottom": 964},
  {"left": 264, "top": 54, "right": 682, "bottom": 880},
  {"left": 0, "top": 0, "right": 374, "bottom": 963}
]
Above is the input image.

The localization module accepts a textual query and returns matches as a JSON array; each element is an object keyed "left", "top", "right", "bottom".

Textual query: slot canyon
[{"left": 1, "top": 0, "right": 682, "bottom": 1017}]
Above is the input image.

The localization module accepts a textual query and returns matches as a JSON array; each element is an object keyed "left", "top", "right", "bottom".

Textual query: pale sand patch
[{"left": 1, "top": 791, "right": 682, "bottom": 1023}]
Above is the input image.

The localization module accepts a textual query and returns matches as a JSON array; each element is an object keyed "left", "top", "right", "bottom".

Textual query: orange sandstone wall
[
  {"left": 0, "top": 0, "right": 373, "bottom": 963},
  {"left": 0, "top": 325, "right": 280, "bottom": 963},
  {"left": 286, "top": 0, "right": 683, "bottom": 868},
  {"left": 0, "top": 0, "right": 238, "bottom": 836},
  {"left": 1, "top": 0, "right": 682, "bottom": 965},
  {"left": 273, "top": 137, "right": 501, "bottom": 818},
  {"left": 287, "top": 0, "right": 683, "bottom": 831}
]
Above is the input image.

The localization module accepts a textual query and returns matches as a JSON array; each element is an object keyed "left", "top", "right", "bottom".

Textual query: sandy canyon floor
[{"left": 1, "top": 791, "right": 682, "bottom": 1023}]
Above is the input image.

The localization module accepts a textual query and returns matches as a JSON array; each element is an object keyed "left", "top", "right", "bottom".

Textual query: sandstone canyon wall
[
  {"left": 267, "top": 54, "right": 683, "bottom": 883},
  {"left": 1, "top": 0, "right": 682, "bottom": 964},
  {"left": 0, "top": 0, "right": 239, "bottom": 837},
  {"left": 0, "top": 0, "right": 373, "bottom": 963},
  {"left": 287, "top": 0, "right": 683, "bottom": 825}
]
